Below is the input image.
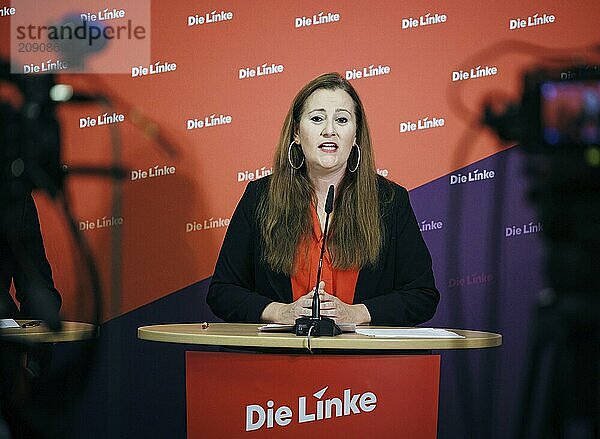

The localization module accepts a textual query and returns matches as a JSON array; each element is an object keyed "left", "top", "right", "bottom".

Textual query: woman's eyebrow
[{"left": 307, "top": 108, "right": 351, "bottom": 114}]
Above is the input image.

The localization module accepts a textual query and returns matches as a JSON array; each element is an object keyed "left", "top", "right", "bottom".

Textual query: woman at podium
[{"left": 207, "top": 73, "right": 439, "bottom": 326}]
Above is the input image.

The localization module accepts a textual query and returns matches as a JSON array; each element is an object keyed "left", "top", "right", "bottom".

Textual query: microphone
[
  {"left": 295, "top": 185, "right": 342, "bottom": 337},
  {"left": 311, "top": 185, "right": 334, "bottom": 318}
]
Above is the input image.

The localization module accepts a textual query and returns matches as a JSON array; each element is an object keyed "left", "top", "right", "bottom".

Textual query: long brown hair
[{"left": 258, "top": 73, "right": 383, "bottom": 274}]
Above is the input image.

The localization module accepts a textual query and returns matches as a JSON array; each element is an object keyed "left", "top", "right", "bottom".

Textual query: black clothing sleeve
[
  {"left": 207, "top": 181, "right": 274, "bottom": 322},
  {"left": 355, "top": 184, "right": 440, "bottom": 326},
  {"left": 0, "top": 193, "right": 61, "bottom": 319}
]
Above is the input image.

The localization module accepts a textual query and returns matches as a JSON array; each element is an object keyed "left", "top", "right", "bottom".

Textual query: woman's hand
[
  {"left": 319, "top": 291, "right": 371, "bottom": 325},
  {"left": 260, "top": 282, "right": 325, "bottom": 324},
  {"left": 261, "top": 281, "right": 371, "bottom": 325}
]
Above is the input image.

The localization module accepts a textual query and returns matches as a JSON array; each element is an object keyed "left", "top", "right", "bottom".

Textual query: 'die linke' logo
[{"left": 245, "top": 386, "right": 377, "bottom": 432}]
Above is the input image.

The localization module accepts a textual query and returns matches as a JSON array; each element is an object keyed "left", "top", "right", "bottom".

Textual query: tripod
[
  {"left": 516, "top": 290, "right": 599, "bottom": 438},
  {"left": 515, "top": 154, "right": 600, "bottom": 439}
]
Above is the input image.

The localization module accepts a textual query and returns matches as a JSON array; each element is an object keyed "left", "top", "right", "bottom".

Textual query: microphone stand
[{"left": 295, "top": 185, "right": 342, "bottom": 337}]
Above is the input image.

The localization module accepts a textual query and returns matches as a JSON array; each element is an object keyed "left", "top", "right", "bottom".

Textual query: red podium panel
[{"left": 186, "top": 352, "right": 440, "bottom": 438}]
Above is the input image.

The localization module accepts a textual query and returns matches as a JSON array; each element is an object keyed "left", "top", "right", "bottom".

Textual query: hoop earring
[
  {"left": 288, "top": 141, "right": 304, "bottom": 170},
  {"left": 348, "top": 142, "right": 361, "bottom": 173}
]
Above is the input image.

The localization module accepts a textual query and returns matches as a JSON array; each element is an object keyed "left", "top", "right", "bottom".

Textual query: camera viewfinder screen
[{"left": 541, "top": 81, "right": 600, "bottom": 146}]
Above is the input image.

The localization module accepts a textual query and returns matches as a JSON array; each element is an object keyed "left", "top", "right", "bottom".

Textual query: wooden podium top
[
  {"left": 137, "top": 323, "right": 502, "bottom": 351},
  {"left": 0, "top": 321, "right": 98, "bottom": 343}
]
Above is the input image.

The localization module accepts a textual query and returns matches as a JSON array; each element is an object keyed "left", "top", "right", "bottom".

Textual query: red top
[{"left": 291, "top": 207, "right": 359, "bottom": 304}]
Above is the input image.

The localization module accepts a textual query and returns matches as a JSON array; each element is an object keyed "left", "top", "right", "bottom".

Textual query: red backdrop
[{"left": 1, "top": 0, "right": 598, "bottom": 321}]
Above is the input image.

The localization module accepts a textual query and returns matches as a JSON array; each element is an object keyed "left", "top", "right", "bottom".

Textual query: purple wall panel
[{"left": 410, "top": 146, "right": 547, "bottom": 438}]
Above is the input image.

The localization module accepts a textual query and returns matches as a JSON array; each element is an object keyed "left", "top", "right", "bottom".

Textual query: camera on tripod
[
  {"left": 486, "top": 65, "right": 600, "bottom": 293},
  {"left": 484, "top": 64, "right": 599, "bottom": 439}
]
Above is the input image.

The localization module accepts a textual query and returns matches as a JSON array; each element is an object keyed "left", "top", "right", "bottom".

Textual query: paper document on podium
[
  {"left": 355, "top": 328, "right": 465, "bottom": 338},
  {"left": 0, "top": 319, "right": 20, "bottom": 329}
]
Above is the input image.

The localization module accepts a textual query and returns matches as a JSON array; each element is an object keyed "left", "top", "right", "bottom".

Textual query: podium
[
  {"left": 138, "top": 323, "right": 501, "bottom": 438},
  {"left": 0, "top": 321, "right": 97, "bottom": 343}
]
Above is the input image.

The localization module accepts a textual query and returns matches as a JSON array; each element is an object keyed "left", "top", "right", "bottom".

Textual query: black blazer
[
  {"left": 207, "top": 175, "right": 439, "bottom": 326},
  {"left": 0, "top": 193, "right": 61, "bottom": 319}
]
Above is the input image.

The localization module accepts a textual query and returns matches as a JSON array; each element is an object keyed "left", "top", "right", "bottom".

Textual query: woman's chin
[{"left": 313, "top": 162, "right": 340, "bottom": 173}]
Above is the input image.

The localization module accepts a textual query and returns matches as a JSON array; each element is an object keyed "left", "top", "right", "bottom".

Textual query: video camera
[
  {"left": 0, "top": 59, "right": 63, "bottom": 205},
  {"left": 487, "top": 65, "right": 600, "bottom": 155},
  {"left": 485, "top": 65, "right": 600, "bottom": 293}
]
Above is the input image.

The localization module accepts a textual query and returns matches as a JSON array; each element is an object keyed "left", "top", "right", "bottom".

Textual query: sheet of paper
[
  {"left": 258, "top": 323, "right": 356, "bottom": 333},
  {"left": 257, "top": 324, "right": 294, "bottom": 332},
  {"left": 0, "top": 319, "right": 21, "bottom": 329},
  {"left": 355, "top": 328, "right": 464, "bottom": 338}
]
